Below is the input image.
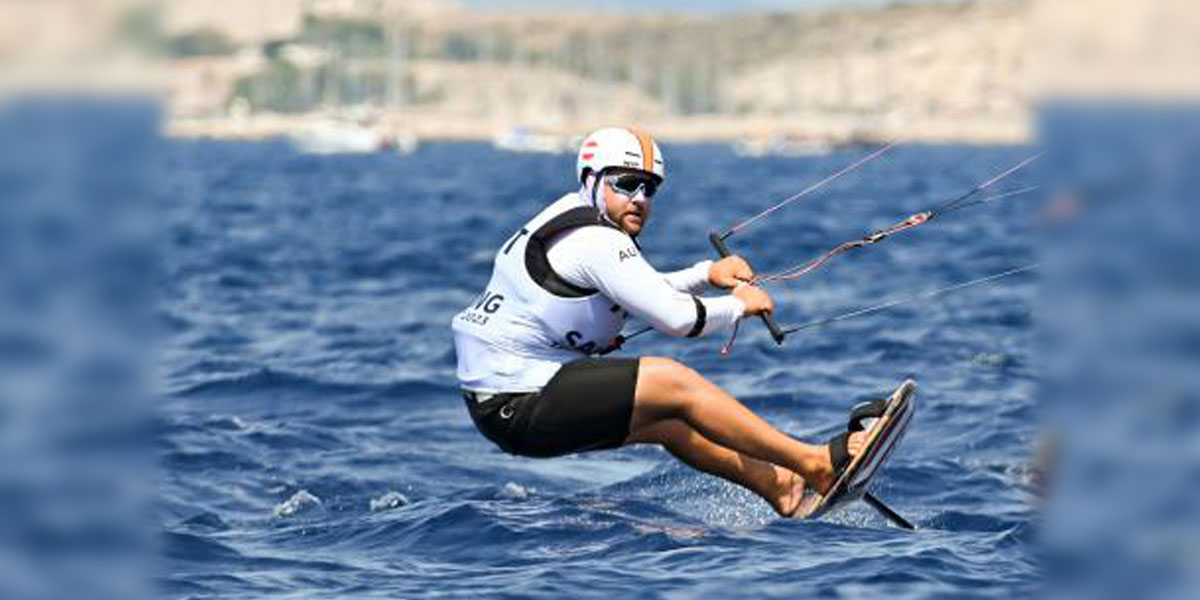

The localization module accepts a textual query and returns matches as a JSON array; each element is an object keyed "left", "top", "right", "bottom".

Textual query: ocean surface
[{"left": 158, "top": 140, "right": 1043, "bottom": 598}]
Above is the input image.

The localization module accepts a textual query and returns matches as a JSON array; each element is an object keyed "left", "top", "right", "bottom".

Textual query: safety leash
[
  {"left": 754, "top": 153, "right": 1043, "bottom": 284},
  {"left": 717, "top": 152, "right": 1043, "bottom": 352},
  {"left": 617, "top": 150, "right": 1045, "bottom": 354}
]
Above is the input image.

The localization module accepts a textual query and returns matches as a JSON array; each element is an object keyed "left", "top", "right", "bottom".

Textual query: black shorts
[{"left": 464, "top": 357, "right": 639, "bottom": 458}]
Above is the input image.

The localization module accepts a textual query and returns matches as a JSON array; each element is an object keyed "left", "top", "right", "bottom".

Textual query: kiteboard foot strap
[{"left": 827, "top": 431, "right": 852, "bottom": 477}]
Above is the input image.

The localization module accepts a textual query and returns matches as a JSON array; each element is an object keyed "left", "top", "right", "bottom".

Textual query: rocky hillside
[{"left": 164, "top": 0, "right": 1036, "bottom": 142}]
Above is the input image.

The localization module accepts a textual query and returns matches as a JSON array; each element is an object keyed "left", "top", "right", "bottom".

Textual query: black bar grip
[{"left": 708, "top": 231, "right": 786, "bottom": 345}]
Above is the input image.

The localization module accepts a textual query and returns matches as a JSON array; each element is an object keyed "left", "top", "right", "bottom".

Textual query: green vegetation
[
  {"left": 234, "top": 60, "right": 315, "bottom": 113},
  {"left": 298, "top": 16, "right": 387, "bottom": 57},
  {"left": 166, "top": 29, "right": 238, "bottom": 58}
]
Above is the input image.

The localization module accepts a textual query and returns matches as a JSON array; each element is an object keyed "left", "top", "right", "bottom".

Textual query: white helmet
[{"left": 576, "top": 127, "right": 665, "bottom": 184}]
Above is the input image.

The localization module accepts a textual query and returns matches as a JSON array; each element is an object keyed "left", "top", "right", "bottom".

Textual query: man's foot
[
  {"left": 773, "top": 471, "right": 807, "bottom": 517},
  {"left": 806, "top": 431, "right": 867, "bottom": 496},
  {"left": 773, "top": 431, "right": 867, "bottom": 517}
]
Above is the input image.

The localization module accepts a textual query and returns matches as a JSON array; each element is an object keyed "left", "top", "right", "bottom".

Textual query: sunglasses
[{"left": 606, "top": 173, "right": 659, "bottom": 199}]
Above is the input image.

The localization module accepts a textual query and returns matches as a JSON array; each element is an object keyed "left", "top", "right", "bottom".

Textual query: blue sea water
[{"left": 157, "top": 140, "right": 1043, "bottom": 598}]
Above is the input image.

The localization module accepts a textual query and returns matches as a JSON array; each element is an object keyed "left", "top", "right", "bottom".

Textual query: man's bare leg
[
  {"left": 629, "top": 356, "right": 863, "bottom": 495},
  {"left": 626, "top": 418, "right": 809, "bottom": 516}
]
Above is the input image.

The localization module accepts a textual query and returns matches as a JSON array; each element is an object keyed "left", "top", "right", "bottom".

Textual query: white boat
[
  {"left": 289, "top": 121, "right": 418, "bottom": 155},
  {"left": 492, "top": 126, "right": 571, "bottom": 154},
  {"left": 732, "top": 136, "right": 833, "bottom": 158}
]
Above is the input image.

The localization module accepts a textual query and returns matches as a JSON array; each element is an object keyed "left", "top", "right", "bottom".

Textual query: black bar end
[{"left": 707, "top": 231, "right": 786, "bottom": 345}]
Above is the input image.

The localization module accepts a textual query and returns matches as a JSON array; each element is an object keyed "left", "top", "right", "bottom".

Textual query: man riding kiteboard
[{"left": 452, "top": 127, "right": 909, "bottom": 518}]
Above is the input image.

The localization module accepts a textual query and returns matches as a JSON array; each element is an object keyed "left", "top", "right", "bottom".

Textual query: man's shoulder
[
  {"left": 544, "top": 192, "right": 586, "bottom": 213},
  {"left": 560, "top": 221, "right": 629, "bottom": 242},
  {"left": 536, "top": 194, "right": 621, "bottom": 239},
  {"left": 522, "top": 193, "right": 588, "bottom": 227},
  {"left": 553, "top": 222, "right": 639, "bottom": 263}
]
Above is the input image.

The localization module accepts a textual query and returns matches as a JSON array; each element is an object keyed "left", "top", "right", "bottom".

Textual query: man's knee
[
  {"left": 626, "top": 418, "right": 693, "bottom": 446},
  {"left": 636, "top": 357, "right": 704, "bottom": 417}
]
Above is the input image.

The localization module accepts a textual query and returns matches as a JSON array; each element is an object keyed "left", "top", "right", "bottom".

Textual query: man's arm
[
  {"left": 661, "top": 260, "right": 713, "bottom": 295},
  {"left": 549, "top": 227, "right": 744, "bottom": 337},
  {"left": 663, "top": 256, "right": 756, "bottom": 294}
]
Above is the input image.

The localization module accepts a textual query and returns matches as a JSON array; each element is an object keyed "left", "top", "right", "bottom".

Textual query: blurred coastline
[
  {"left": 5, "top": 0, "right": 1195, "bottom": 147},
  {"left": 2, "top": 0, "right": 1040, "bottom": 145}
]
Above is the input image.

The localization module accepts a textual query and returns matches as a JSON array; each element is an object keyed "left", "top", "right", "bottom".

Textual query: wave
[
  {"left": 172, "top": 368, "right": 372, "bottom": 399},
  {"left": 155, "top": 141, "right": 1041, "bottom": 598}
]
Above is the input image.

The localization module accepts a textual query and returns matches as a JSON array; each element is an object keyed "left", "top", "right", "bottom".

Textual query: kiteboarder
[{"left": 450, "top": 126, "right": 900, "bottom": 516}]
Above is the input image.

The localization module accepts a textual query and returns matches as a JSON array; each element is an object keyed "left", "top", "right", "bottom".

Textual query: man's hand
[
  {"left": 709, "top": 256, "right": 755, "bottom": 289},
  {"left": 732, "top": 282, "right": 774, "bottom": 316}
]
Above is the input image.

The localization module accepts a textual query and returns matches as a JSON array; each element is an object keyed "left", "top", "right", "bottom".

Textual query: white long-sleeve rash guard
[{"left": 547, "top": 226, "right": 746, "bottom": 337}]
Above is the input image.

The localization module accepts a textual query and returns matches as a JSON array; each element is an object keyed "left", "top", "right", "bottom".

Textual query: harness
[{"left": 525, "top": 206, "right": 626, "bottom": 297}]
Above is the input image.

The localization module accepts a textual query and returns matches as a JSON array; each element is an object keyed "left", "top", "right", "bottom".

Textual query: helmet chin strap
[
  {"left": 579, "top": 171, "right": 641, "bottom": 240},
  {"left": 581, "top": 172, "right": 618, "bottom": 227}
]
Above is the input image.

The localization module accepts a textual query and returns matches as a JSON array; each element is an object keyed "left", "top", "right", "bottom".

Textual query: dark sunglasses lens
[
  {"left": 642, "top": 179, "right": 658, "bottom": 197},
  {"left": 612, "top": 175, "right": 657, "bottom": 198}
]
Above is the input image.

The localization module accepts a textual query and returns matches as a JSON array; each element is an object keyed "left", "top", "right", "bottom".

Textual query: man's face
[{"left": 600, "top": 169, "right": 658, "bottom": 236}]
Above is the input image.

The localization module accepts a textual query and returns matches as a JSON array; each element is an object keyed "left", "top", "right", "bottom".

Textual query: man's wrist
[
  {"left": 693, "top": 259, "right": 715, "bottom": 287},
  {"left": 728, "top": 284, "right": 748, "bottom": 315}
]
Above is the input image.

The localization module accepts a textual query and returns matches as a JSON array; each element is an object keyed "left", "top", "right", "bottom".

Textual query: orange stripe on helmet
[{"left": 628, "top": 127, "right": 655, "bottom": 173}]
